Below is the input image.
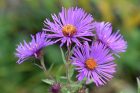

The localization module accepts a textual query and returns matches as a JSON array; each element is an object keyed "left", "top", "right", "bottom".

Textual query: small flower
[
  {"left": 95, "top": 22, "right": 127, "bottom": 54},
  {"left": 43, "top": 7, "right": 95, "bottom": 47},
  {"left": 50, "top": 83, "right": 61, "bottom": 93},
  {"left": 71, "top": 42, "right": 116, "bottom": 86},
  {"left": 15, "top": 32, "right": 54, "bottom": 64}
]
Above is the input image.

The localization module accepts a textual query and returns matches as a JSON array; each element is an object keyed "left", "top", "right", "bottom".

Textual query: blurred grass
[{"left": 0, "top": 0, "right": 140, "bottom": 93}]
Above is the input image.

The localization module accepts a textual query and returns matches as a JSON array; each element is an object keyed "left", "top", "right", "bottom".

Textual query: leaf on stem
[
  {"left": 48, "top": 63, "right": 54, "bottom": 73},
  {"left": 60, "top": 47, "right": 66, "bottom": 64},
  {"left": 42, "top": 79, "right": 55, "bottom": 85},
  {"left": 69, "top": 65, "right": 74, "bottom": 79}
]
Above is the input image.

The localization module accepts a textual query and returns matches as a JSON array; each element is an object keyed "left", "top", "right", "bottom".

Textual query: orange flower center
[
  {"left": 85, "top": 58, "right": 97, "bottom": 70},
  {"left": 62, "top": 24, "right": 76, "bottom": 36}
]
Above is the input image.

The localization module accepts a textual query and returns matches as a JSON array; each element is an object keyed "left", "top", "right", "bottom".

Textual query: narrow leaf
[
  {"left": 69, "top": 65, "right": 74, "bottom": 78},
  {"left": 48, "top": 63, "right": 54, "bottom": 73},
  {"left": 60, "top": 47, "right": 66, "bottom": 64},
  {"left": 42, "top": 79, "right": 55, "bottom": 85}
]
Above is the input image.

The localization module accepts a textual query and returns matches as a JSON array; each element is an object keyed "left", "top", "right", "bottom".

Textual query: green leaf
[
  {"left": 60, "top": 47, "right": 66, "bottom": 64},
  {"left": 48, "top": 63, "right": 54, "bottom": 73},
  {"left": 42, "top": 79, "right": 55, "bottom": 85},
  {"left": 69, "top": 65, "right": 74, "bottom": 78}
]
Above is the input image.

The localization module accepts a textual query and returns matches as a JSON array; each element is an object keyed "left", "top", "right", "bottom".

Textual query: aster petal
[{"left": 77, "top": 72, "right": 85, "bottom": 81}]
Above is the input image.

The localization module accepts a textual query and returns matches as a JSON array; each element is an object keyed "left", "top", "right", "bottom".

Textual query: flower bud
[{"left": 50, "top": 83, "right": 61, "bottom": 93}]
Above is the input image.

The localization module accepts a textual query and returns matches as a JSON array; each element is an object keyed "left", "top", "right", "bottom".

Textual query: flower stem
[
  {"left": 66, "top": 45, "right": 71, "bottom": 83},
  {"left": 66, "top": 62, "right": 70, "bottom": 82}
]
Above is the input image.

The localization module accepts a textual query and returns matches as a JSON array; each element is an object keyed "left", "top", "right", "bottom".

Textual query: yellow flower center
[
  {"left": 85, "top": 58, "right": 97, "bottom": 70},
  {"left": 62, "top": 24, "right": 76, "bottom": 36}
]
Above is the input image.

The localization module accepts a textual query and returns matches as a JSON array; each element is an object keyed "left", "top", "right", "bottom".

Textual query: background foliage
[{"left": 0, "top": 0, "right": 140, "bottom": 93}]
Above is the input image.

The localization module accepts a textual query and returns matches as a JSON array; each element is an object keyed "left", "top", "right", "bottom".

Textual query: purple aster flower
[
  {"left": 43, "top": 7, "right": 95, "bottom": 47},
  {"left": 15, "top": 32, "right": 54, "bottom": 64},
  {"left": 71, "top": 41, "right": 116, "bottom": 86},
  {"left": 95, "top": 22, "right": 127, "bottom": 54}
]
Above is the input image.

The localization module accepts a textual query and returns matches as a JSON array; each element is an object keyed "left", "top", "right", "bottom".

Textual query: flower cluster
[{"left": 15, "top": 7, "right": 127, "bottom": 87}]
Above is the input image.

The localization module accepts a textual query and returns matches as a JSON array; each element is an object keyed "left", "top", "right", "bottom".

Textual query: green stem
[
  {"left": 60, "top": 46, "right": 71, "bottom": 82},
  {"left": 40, "top": 56, "right": 55, "bottom": 80},
  {"left": 66, "top": 62, "right": 70, "bottom": 82},
  {"left": 66, "top": 46, "right": 71, "bottom": 83}
]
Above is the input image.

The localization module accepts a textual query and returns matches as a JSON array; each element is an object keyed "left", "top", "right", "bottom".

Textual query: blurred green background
[{"left": 0, "top": 0, "right": 140, "bottom": 93}]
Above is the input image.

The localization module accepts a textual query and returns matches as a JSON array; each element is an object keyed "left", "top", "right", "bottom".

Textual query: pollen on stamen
[
  {"left": 62, "top": 24, "right": 77, "bottom": 36},
  {"left": 85, "top": 58, "right": 97, "bottom": 70}
]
